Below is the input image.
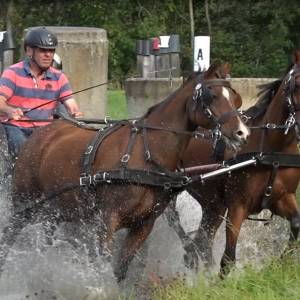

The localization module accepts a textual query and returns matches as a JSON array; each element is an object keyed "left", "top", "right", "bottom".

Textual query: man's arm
[
  {"left": 0, "top": 95, "right": 23, "bottom": 120},
  {"left": 63, "top": 98, "right": 84, "bottom": 118}
]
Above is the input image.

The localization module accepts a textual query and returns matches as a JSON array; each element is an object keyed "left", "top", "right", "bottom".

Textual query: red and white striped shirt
[{"left": 0, "top": 59, "right": 73, "bottom": 128}]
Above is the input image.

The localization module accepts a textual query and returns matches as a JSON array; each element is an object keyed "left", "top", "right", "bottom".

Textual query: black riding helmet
[{"left": 24, "top": 27, "right": 58, "bottom": 50}]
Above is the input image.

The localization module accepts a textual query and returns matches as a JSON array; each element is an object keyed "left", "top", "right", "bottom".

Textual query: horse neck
[
  {"left": 146, "top": 79, "right": 198, "bottom": 132},
  {"left": 144, "top": 80, "right": 198, "bottom": 165},
  {"left": 245, "top": 86, "right": 295, "bottom": 152}
]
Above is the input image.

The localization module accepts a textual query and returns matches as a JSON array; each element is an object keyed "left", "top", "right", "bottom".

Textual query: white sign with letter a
[{"left": 194, "top": 36, "right": 210, "bottom": 72}]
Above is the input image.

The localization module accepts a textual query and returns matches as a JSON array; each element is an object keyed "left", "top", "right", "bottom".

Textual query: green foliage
[{"left": 1, "top": 0, "right": 300, "bottom": 82}]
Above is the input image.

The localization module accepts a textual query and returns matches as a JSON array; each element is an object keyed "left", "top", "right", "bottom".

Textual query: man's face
[{"left": 27, "top": 47, "right": 55, "bottom": 70}]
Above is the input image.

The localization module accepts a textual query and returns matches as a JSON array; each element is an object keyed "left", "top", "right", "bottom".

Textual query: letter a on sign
[
  {"left": 194, "top": 36, "right": 210, "bottom": 72},
  {"left": 197, "top": 48, "right": 204, "bottom": 60}
]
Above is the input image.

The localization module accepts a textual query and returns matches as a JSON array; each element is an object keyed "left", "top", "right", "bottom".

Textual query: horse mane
[
  {"left": 245, "top": 63, "right": 294, "bottom": 119},
  {"left": 245, "top": 79, "right": 283, "bottom": 119},
  {"left": 141, "top": 71, "right": 202, "bottom": 118}
]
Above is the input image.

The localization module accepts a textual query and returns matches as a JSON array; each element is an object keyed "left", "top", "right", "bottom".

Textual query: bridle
[
  {"left": 282, "top": 65, "right": 300, "bottom": 140},
  {"left": 192, "top": 75, "right": 241, "bottom": 147},
  {"left": 240, "top": 65, "right": 300, "bottom": 143}
]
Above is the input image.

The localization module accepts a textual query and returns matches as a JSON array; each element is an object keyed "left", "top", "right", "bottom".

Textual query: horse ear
[
  {"left": 223, "top": 62, "right": 231, "bottom": 78},
  {"left": 206, "top": 60, "right": 221, "bottom": 76},
  {"left": 293, "top": 49, "right": 300, "bottom": 66}
]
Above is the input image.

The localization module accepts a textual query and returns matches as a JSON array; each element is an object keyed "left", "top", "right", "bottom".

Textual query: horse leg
[
  {"left": 164, "top": 197, "right": 201, "bottom": 271},
  {"left": 114, "top": 218, "right": 155, "bottom": 282},
  {"left": 193, "top": 202, "right": 227, "bottom": 267},
  {"left": 273, "top": 193, "right": 300, "bottom": 253},
  {"left": 220, "top": 205, "right": 246, "bottom": 276},
  {"left": 97, "top": 211, "right": 119, "bottom": 263}
]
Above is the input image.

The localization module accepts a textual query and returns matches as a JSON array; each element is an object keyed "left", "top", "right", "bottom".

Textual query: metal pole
[{"left": 199, "top": 158, "right": 257, "bottom": 181}]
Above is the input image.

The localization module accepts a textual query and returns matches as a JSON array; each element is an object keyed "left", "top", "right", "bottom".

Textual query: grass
[
  {"left": 106, "top": 89, "right": 128, "bottom": 120},
  {"left": 152, "top": 253, "right": 300, "bottom": 300}
]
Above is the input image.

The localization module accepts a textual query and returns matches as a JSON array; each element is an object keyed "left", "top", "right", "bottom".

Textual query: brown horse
[
  {"left": 167, "top": 49, "right": 300, "bottom": 275},
  {"left": 0, "top": 61, "right": 249, "bottom": 282}
]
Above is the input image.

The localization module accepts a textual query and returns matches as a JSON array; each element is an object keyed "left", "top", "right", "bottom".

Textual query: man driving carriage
[{"left": 0, "top": 27, "right": 83, "bottom": 158}]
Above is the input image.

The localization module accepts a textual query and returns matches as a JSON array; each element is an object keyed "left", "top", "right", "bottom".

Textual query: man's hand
[
  {"left": 0, "top": 96, "right": 24, "bottom": 121},
  {"left": 5, "top": 107, "right": 24, "bottom": 120},
  {"left": 64, "top": 98, "right": 84, "bottom": 119},
  {"left": 72, "top": 111, "right": 84, "bottom": 118}
]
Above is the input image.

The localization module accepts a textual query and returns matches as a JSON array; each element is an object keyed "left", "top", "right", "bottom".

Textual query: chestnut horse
[
  {"left": 167, "top": 49, "right": 300, "bottom": 275},
  {"left": 0, "top": 62, "right": 249, "bottom": 282}
]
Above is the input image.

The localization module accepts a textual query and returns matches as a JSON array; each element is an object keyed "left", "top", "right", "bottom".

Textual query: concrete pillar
[
  {"left": 125, "top": 78, "right": 183, "bottom": 118},
  {"left": 137, "top": 55, "right": 155, "bottom": 78},
  {"left": 24, "top": 26, "right": 108, "bottom": 118}
]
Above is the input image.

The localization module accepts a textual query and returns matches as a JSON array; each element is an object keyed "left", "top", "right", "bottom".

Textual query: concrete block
[
  {"left": 24, "top": 26, "right": 108, "bottom": 119},
  {"left": 125, "top": 77, "right": 183, "bottom": 118}
]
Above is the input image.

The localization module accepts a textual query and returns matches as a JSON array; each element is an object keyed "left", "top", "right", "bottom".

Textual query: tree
[{"left": 1, "top": 0, "right": 299, "bottom": 81}]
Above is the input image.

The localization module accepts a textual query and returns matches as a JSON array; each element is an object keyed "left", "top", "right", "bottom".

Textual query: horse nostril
[
  {"left": 236, "top": 130, "right": 244, "bottom": 137},
  {"left": 234, "top": 130, "right": 248, "bottom": 143}
]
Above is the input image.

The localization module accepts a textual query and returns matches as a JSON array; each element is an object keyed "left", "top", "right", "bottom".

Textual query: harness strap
[
  {"left": 80, "top": 121, "right": 127, "bottom": 177},
  {"left": 256, "top": 152, "right": 300, "bottom": 167},
  {"left": 261, "top": 161, "right": 279, "bottom": 209},
  {"left": 248, "top": 123, "right": 287, "bottom": 130},
  {"left": 142, "top": 125, "right": 151, "bottom": 161},
  {"left": 120, "top": 121, "right": 139, "bottom": 168},
  {"left": 205, "top": 79, "right": 231, "bottom": 88},
  {"left": 141, "top": 122, "right": 177, "bottom": 176},
  {"left": 226, "top": 152, "right": 300, "bottom": 168},
  {"left": 80, "top": 168, "right": 190, "bottom": 190},
  {"left": 217, "top": 109, "right": 240, "bottom": 125},
  {"left": 247, "top": 214, "right": 274, "bottom": 224},
  {"left": 137, "top": 123, "right": 204, "bottom": 137},
  {"left": 259, "top": 128, "right": 266, "bottom": 152},
  {"left": 226, "top": 151, "right": 300, "bottom": 215}
]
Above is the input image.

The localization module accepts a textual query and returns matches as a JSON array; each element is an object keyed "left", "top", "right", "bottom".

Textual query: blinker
[{"left": 192, "top": 82, "right": 213, "bottom": 111}]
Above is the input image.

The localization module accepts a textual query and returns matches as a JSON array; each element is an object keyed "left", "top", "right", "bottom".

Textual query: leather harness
[{"left": 79, "top": 119, "right": 197, "bottom": 190}]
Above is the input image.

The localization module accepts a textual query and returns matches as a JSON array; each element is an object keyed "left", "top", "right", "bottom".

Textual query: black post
[
  {"left": 1, "top": 30, "right": 15, "bottom": 73},
  {"left": 0, "top": 31, "right": 5, "bottom": 74}
]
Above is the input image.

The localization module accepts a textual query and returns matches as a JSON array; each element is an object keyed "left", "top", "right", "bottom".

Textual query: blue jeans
[{"left": 3, "top": 125, "right": 34, "bottom": 158}]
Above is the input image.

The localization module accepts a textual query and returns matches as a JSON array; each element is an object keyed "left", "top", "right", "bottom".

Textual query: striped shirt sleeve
[
  {"left": 0, "top": 68, "right": 16, "bottom": 99},
  {"left": 58, "top": 72, "right": 73, "bottom": 102}
]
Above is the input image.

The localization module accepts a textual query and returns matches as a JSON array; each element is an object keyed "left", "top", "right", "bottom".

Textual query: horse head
[{"left": 187, "top": 61, "right": 249, "bottom": 152}]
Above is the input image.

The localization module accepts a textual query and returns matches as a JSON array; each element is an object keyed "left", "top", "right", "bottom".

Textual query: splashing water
[{"left": 0, "top": 149, "right": 289, "bottom": 300}]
